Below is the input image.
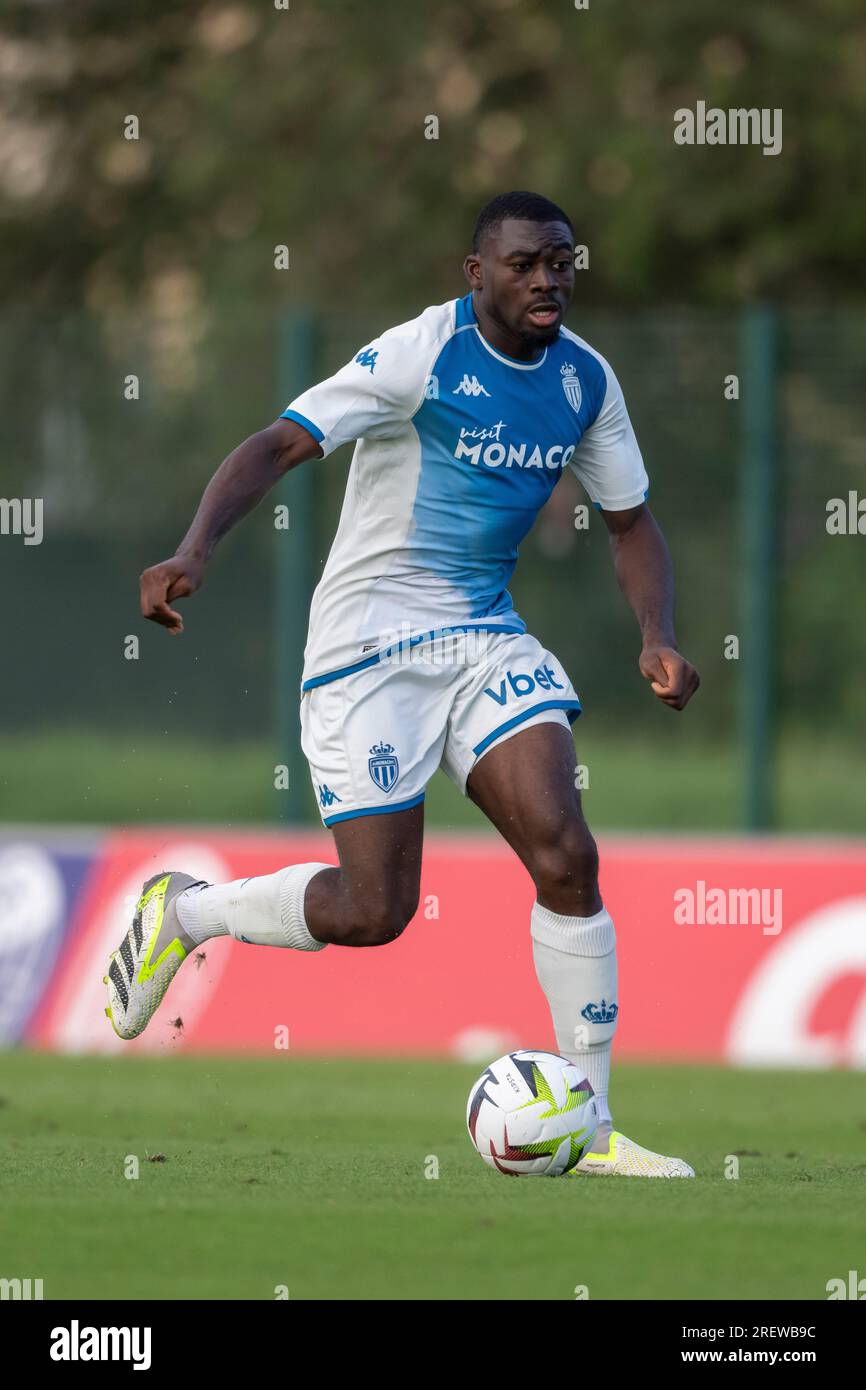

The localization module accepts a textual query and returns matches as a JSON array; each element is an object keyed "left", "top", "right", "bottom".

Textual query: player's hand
[
  {"left": 639, "top": 644, "right": 700, "bottom": 710},
  {"left": 139, "top": 553, "right": 204, "bottom": 633}
]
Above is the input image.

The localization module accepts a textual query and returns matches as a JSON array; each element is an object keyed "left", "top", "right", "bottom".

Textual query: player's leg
[
  {"left": 105, "top": 654, "right": 445, "bottom": 1039},
  {"left": 104, "top": 804, "right": 424, "bottom": 1040},
  {"left": 466, "top": 719, "right": 693, "bottom": 1176},
  {"left": 439, "top": 632, "right": 614, "bottom": 1114},
  {"left": 179, "top": 801, "right": 424, "bottom": 949},
  {"left": 470, "top": 719, "right": 601, "bottom": 912},
  {"left": 443, "top": 631, "right": 693, "bottom": 1175},
  {"left": 464, "top": 719, "right": 615, "bottom": 1121},
  {"left": 304, "top": 803, "right": 424, "bottom": 945}
]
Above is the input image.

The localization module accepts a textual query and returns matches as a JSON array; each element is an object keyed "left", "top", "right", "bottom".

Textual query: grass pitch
[{"left": 0, "top": 1053, "right": 862, "bottom": 1301}]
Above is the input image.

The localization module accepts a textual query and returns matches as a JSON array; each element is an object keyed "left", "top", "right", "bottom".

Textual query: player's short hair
[{"left": 472, "top": 191, "right": 573, "bottom": 252}]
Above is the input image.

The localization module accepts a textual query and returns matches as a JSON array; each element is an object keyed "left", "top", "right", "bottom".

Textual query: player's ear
[{"left": 463, "top": 253, "right": 482, "bottom": 290}]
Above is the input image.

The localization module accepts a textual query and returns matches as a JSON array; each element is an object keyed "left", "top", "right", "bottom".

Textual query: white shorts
[{"left": 300, "top": 630, "right": 581, "bottom": 826}]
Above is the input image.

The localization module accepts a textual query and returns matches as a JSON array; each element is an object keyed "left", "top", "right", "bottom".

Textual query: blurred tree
[{"left": 0, "top": 0, "right": 864, "bottom": 319}]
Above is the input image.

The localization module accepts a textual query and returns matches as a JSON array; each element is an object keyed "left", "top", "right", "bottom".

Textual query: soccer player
[{"left": 109, "top": 191, "right": 700, "bottom": 1177}]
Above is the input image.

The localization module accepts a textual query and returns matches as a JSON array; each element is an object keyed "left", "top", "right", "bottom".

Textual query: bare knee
[
  {"left": 528, "top": 820, "right": 600, "bottom": 914},
  {"left": 305, "top": 862, "right": 421, "bottom": 947},
  {"left": 348, "top": 885, "right": 419, "bottom": 946}
]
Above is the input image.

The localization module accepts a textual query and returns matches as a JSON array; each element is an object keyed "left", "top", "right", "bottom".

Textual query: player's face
[{"left": 465, "top": 219, "right": 575, "bottom": 352}]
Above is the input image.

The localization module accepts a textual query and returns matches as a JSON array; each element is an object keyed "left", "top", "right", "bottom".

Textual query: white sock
[
  {"left": 176, "top": 863, "right": 331, "bottom": 951},
  {"left": 530, "top": 902, "right": 618, "bottom": 1129}
]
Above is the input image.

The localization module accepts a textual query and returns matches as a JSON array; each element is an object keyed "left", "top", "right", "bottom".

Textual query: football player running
[{"left": 109, "top": 191, "right": 700, "bottom": 1177}]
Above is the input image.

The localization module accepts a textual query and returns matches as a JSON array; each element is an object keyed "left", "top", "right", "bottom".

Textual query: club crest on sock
[{"left": 580, "top": 999, "right": 619, "bottom": 1024}]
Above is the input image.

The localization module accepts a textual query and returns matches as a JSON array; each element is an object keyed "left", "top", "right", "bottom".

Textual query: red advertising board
[{"left": 28, "top": 830, "right": 866, "bottom": 1066}]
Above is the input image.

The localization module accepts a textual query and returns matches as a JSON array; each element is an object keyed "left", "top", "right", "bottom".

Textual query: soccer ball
[{"left": 466, "top": 1049, "right": 598, "bottom": 1176}]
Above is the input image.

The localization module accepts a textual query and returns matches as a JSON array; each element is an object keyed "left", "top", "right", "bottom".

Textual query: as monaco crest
[
  {"left": 368, "top": 742, "right": 399, "bottom": 793},
  {"left": 561, "top": 362, "right": 582, "bottom": 414}
]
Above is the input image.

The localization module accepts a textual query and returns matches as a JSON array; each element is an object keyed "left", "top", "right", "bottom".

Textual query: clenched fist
[
  {"left": 139, "top": 553, "right": 204, "bottom": 634},
  {"left": 639, "top": 645, "right": 700, "bottom": 711}
]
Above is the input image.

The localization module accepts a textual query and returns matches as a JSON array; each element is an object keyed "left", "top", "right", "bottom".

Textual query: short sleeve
[
  {"left": 568, "top": 356, "right": 649, "bottom": 511},
  {"left": 281, "top": 329, "right": 434, "bottom": 458}
]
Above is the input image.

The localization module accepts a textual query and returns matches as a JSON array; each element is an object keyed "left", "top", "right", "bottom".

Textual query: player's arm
[
  {"left": 602, "top": 503, "right": 700, "bottom": 711},
  {"left": 567, "top": 350, "right": 699, "bottom": 711},
  {"left": 140, "top": 417, "right": 321, "bottom": 633}
]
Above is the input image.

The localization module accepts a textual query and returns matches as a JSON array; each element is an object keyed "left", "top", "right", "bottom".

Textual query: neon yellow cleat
[
  {"left": 572, "top": 1128, "right": 695, "bottom": 1178},
  {"left": 104, "top": 871, "right": 206, "bottom": 1040}
]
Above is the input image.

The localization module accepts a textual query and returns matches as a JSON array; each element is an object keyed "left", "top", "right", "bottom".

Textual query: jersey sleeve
[
  {"left": 568, "top": 356, "right": 649, "bottom": 511},
  {"left": 280, "top": 328, "right": 434, "bottom": 458}
]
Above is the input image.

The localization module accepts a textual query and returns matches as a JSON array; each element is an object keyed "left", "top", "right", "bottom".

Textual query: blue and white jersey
[{"left": 282, "top": 293, "right": 648, "bottom": 689}]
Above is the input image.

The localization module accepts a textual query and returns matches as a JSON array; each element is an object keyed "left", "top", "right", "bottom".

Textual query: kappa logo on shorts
[
  {"left": 317, "top": 783, "right": 343, "bottom": 809},
  {"left": 368, "top": 742, "right": 399, "bottom": 793}
]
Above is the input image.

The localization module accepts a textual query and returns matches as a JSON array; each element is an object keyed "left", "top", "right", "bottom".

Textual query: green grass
[
  {"left": 0, "top": 728, "right": 862, "bottom": 831},
  {"left": 0, "top": 1053, "right": 863, "bottom": 1300}
]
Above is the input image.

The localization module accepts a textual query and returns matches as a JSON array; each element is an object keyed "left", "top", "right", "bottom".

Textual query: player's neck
[{"left": 472, "top": 296, "right": 545, "bottom": 362}]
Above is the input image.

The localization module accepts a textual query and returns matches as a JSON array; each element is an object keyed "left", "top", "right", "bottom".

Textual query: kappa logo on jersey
[
  {"left": 561, "top": 362, "right": 583, "bottom": 414},
  {"left": 581, "top": 999, "right": 619, "bottom": 1024},
  {"left": 483, "top": 665, "right": 566, "bottom": 706},
  {"left": 368, "top": 742, "right": 399, "bottom": 793},
  {"left": 452, "top": 374, "right": 491, "bottom": 397},
  {"left": 454, "top": 422, "right": 576, "bottom": 471},
  {"left": 317, "top": 783, "right": 343, "bottom": 809},
  {"left": 354, "top": 348, "right": 379, "bottom": 374}
]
